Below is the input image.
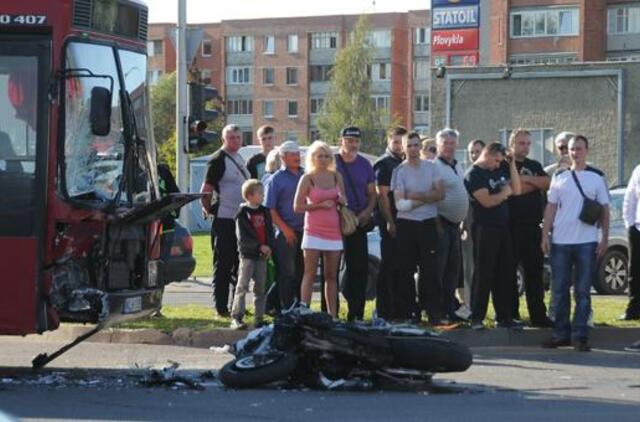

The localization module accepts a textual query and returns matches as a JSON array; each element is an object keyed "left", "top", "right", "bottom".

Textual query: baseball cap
[
  {"left": 340, "top": 126, "right": 361, "bottom": 139},
  {"left": 279, "top": 141, "right": 300, "bottom": 153}
]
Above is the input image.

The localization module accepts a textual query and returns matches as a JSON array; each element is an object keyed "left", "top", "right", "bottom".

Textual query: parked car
[
  {"left": 594, "top": 187, "right": 629, "bottom": 294},
  {"left": 161, "top": 219, "right": 196, "bottom": 283}
]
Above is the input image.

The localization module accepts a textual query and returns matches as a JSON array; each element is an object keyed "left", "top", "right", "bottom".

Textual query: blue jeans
[{"left": 550, "top": 242, "right": 597, "bottom": 340}]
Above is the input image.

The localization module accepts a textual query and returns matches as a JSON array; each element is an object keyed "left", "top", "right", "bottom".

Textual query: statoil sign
[
  {"left": 432, "top": 0, "right": 479, "bottom": 5},
  {"left": 433, "top": 5, "right": 479, "bottom": 29}
]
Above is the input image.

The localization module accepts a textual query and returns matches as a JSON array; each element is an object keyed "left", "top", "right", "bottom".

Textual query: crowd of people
[{"left": 199, "top": 122, "right": 640, "bottom": 352}]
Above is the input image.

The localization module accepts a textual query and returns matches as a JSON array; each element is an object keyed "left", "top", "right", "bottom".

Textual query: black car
[{"left": 162, "top": 220, "right": 196, "bottom": 283}]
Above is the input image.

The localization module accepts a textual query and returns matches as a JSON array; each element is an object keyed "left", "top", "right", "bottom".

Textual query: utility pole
[{"left": 176, "top": 0, "right": 189, "bottom": 225}]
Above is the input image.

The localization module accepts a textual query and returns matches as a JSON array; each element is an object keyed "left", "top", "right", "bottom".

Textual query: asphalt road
[{"left": 0, "top": 339, "right": 639, "bottom": 421}]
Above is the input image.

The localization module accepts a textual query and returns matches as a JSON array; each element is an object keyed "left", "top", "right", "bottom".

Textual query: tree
[
  {"left": 150, "top": 72, "right": 176, "bottom": 146},
  {"left": 316, "top": 15, "right": 386, "bottom": 154},
  {"left": 150, "top": 71, "right": 225, "bottom": 174}
]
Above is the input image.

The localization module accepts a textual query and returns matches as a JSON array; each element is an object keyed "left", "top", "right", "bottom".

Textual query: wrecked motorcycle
[{"left": 219, "top": 306, "right": 473, "bottom": 389}]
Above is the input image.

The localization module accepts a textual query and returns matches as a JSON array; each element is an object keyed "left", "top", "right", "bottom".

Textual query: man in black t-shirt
[
  {"left": 373, "top": 126, "right": 406, "bottom": 320},
  {"left": 464, "top": 142, "right": 521, "bottom": 329},
  {"left": 246, "top": 125, "right": 276, "bottom": 180},
  {"left": 508, "top": 129, "right": 553, "bottom": 327}
]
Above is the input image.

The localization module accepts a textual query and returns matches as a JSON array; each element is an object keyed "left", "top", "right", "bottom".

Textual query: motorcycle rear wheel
[
  {"left": 219, "top": 352, "right": 298, "bottom": 389},
  {"left": 386, "top": 336, "right": 472, "bottom": 373}
]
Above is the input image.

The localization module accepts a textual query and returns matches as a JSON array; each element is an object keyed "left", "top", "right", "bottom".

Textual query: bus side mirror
[{"left": 90, "top": 87, "right": 112, "bottom": 136}]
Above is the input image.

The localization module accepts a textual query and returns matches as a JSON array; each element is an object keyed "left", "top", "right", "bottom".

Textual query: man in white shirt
[
  {"left": 434, "top": 128, "right": 469, "bottom": 322},
  {"left": 541, "top": 135, "right": 609, "bottom": 352},
  {"left": 621, "top": 164, "right": 640, "bottom": 321}
]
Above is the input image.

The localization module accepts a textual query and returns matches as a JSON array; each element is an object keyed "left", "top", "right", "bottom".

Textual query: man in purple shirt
[
  {"left": 265, "top": 141, "right": 305, "bottom": 308},
  {"left": 336, "top": 126, "right": 377, "bottom": 321}
]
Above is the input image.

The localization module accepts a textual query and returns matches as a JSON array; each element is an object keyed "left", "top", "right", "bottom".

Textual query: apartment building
[
  {"left": 147, "top": 11, "right": 431, "bottom": 146},
  {"left": 485, "top": 0, "right": 640, "bottom": 65}
]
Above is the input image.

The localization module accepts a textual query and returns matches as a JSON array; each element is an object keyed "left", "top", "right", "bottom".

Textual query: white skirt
[{"left": 301, "top": 233, "right": 343, "bottom": 251}]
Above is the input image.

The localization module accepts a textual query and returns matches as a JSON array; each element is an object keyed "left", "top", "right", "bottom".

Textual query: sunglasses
[{"left": 557, "top": 145, "right": 568, "bottom": 151}]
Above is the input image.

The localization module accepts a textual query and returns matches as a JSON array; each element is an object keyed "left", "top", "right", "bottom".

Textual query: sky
[{"left": 147, "top": 0, "right": 429, "bottom": 23}]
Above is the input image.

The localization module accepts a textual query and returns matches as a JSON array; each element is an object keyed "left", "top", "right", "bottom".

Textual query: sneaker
[
  {"left": 541, "top": 337, "right": 571, "bottom": 348},
  {"left": 217, "top": 310, "right": 231, "bottom": 318},
  {"left": 471, "top": 320, "right": 485, "bottom": 330},
  {"left": 229, "top": 319, "right": 247, "bottom": 330},
  {"left": 618, "top": 312, "right": 640, "bottom": 321},
  {"left": 253, "top": 319, "right": 267, "bottom": 328},
  {"left": 455, "top": 305, "right": 472, "bottom": 321},
  {"left": 623, "top": 340, "right": 640, "bottom": 352},
  {"left": 496, "top": 320, "right": 524, "bottom": 330},
  {"left": 574, "top": 337, "right": 591, "bottom": 352},
  {"left": 531, "top": 317, "right": 554, "bottom": 328}
]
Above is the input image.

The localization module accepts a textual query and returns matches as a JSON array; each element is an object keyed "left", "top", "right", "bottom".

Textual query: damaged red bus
[{"left": 0, "top": 0, "right": 196, "bottom": 363}]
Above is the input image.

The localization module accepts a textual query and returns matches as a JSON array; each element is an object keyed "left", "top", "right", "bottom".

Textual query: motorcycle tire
[
  {"left": 386, "top": 336, "right": 472, "bottom": 373},
  {"left": 219, "top": 352, "right": 298, "bottom": 389}
]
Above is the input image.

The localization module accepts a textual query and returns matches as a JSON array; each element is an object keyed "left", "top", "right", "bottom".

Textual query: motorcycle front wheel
[
  {"left": 386, "top": 336, "right": 472, "bottom": 373},
  {"left": 219, "top": 351, "right": 298, "bottom": 389}
]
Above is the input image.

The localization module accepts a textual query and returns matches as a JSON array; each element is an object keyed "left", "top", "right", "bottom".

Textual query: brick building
[
  {"left": 483, "top": 0, "right": 640, "bottom": 65},
  {"left": 147, "top": 11, "right": 431, "bottom": 146}
]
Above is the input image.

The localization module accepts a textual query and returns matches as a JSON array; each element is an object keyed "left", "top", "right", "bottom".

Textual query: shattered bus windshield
[{"left": 64, "top": 41, "right": 124, "bottom": 202}]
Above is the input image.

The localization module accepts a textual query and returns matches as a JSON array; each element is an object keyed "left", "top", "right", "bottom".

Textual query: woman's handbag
[
  {"left": 338, "top": 204, "right": 359, "bottom": 236},
  {"left": 571, "top": 170, "right": 603, "bottom": 226}
]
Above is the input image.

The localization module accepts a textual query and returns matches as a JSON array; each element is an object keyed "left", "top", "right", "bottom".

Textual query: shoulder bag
[{"left": 571, "top": 170, "right": 603, "bottom": 226}]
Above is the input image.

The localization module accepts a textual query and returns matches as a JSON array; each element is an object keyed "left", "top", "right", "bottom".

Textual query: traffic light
[
  {"left": 188, "top": 117, "right": 207, "bottom": 152},
  {"left": 187, "top": 81, "right": 220, "bottom": 152}
]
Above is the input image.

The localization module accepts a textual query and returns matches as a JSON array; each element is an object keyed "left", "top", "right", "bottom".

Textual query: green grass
[
  {"left": 192, "top": 233, "right": 212, "bottom": 278},
  {"left": 113, "top": 294, "right": 640, "bottom": 333},
  {"left": 115, "top": 305, "right": 230, "bottom": 332}
]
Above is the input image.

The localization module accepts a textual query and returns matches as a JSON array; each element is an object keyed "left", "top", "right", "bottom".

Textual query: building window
[
  {"left": 227, "top": 35, "right": 254, "bottom": 52},
  {"left": 226, "top": 99, "right": 253, "bottom": 115},
  {"left": 262, "top": 68, "right": 274, "bottom": 85},
  {"left": 263, "top": 101, "right": 274, "bottom": 118},
  {"left": 201, "top": 39, "right": 212, "bottom": 57},
  {"left": 310, "top": 97, "right": 325, "bottom": 115},
  {"left": 242, "top": 131, "right": 253, "bottom": 146},
  {"left": 286, "top": 131, "right": 298, "bottom": 142},
  {"left": 311, "top": 32, "right": 338, "bottom": 49},
  {"left": 148, "top": 70, "right": 163, "bottom": 85},
  {"left": 414, "top": 60, "right": 430, "bottom": 80},
  {"left": 414, "top": 95, "right": 429, "bottom": 112},
  {"left": 511, "top": 8, "right": 579, "bottom": 38},
  {"left": 264, "top": 35, "right": 275, "bottom": 54},
  {"left": 369, "top": 62, "right": 391, "bottom": 81},
  {"left": 226, "top": 66, "right": 251, "bottom": 85},
  {"left": 371, "top": 96, "right": 390, "bottom": 112},
  {"left": 147, "top": 40, "right": 163, "bottom": 57},
  {"left": 608, "top": 6, "right": 640, "bottom": 34},
  {"left": 310, "top": 65, "right": 333, "bottom": 82},
  {"left": 287, "top": 34, "right": 299, "bottom": 53},
  {"left": 366, "top": 30, "right": 392, "bottom": 48},
  {"left": 288, "top": 101, "right": 298, "bottom": 117},
  {"left": 201, "top": 69, "right": 212, "bottom": 84},
  {"left": 415, "top": 27, "right": 430, "bottom": 45},
  {"left": 508, "top": 54, "right": 576, "bottom": 65},
  {"left": 286, "top": 67, "right": 298, "bottom": 85}
]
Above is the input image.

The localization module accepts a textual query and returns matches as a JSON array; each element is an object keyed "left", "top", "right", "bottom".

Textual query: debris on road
[{"left": 139, "top": 362, "right": 205, "bottom": 391}]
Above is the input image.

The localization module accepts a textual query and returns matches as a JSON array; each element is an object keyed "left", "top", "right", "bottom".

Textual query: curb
[{"left": 11, "top": 325, "right": 640, "bottom": 349}]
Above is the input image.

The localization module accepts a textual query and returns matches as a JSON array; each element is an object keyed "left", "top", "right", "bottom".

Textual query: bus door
[{"left": 0, "top": 35, "right": 50, "bottom": 334}]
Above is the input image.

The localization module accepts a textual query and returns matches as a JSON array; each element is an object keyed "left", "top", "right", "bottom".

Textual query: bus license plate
[{"left": 123, "top": 296, "right": 142, "bottom": 314}]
